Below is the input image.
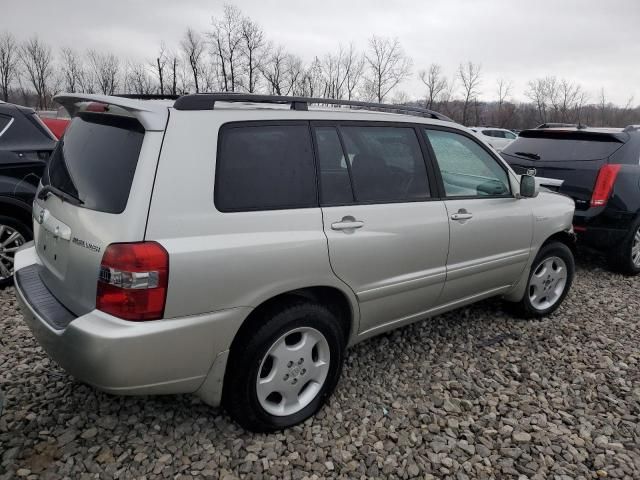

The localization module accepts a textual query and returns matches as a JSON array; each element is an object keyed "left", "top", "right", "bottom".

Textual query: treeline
[{"left": 1, "top": 4, "right": 638, "bottom": 129}]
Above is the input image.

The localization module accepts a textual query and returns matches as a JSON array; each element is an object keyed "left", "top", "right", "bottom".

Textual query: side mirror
[{"left": 520, "top": 174, "right": 539, "bottom": 198}]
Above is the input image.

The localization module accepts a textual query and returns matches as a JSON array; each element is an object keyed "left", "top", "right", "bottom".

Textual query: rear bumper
[
  {"left": 573, "top": 208, "right": 634, "bottom": 250},
  {"left": 14, "top": 246, "right": 250, "bottom": 405}
]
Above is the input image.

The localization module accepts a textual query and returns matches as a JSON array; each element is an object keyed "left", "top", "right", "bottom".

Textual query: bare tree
[
  {"left": 260, "top": 46, "right": 303, "bottom": 96},
  {"left": 458, "top": 61, "right": 481, "bottom": 125},
  {"left": 20, "top": 36, "right": 56, "bottom": 109},
  {"left": 525, "top": 78, "right": 549, "bottom": 123},
  {"left": 0, "top": 32, "right": 19, "bottom": 101},
  {"left": 60, "top": 47, "right": 86, "bottom": 93},
  {"left": 151, "top": 42, "right": 168, "bottom": 95},
  {"left": 209, "top": 4, "right": 244, "bottom": 92},
  {"left": 297, "top": 56, "right": 322, "bottom": 97},
  {"left": 181, "top": 28, "right": 205, "bottom": 92},
  {"left": 494, "top": 78, "right": 513, "bottom": 126},
  {"left": 598, "top": 88, "right": 608, "bottom": 127},
  {"left": 419, "top": 64, "right": 448, "bottom": 109},
  {"left": 343, "top": 43, "right": 365, "bottom": 101},
  {"left": 125, "top": 61, "right": 155, "bottom": 94},
  {"left": 87, "top": 50, "right": 119, "bottom": 95},
  {"left": 240, "top": 15, "right": 267, "bottom": 93},
  {"left": 363, "top": 36, "right": 411, "bottom": 103}
]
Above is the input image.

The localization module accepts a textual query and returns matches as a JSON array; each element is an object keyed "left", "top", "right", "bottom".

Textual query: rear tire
[
  {"left": 608, "top": 217, "right": 640, "bottom": 276},
  {"left": 0, "top": 215, "right": 32, "bottom": 289},
  {"left": 222, "top": 300, "right": 345, "bottom": 432},
  {"left": 515, "top": 241, "right": 574, "bottom": 318}
]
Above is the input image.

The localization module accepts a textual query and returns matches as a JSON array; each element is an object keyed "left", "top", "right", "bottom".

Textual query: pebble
[{"left": 1, "top": 253, "right": 640, "bottom": 478}]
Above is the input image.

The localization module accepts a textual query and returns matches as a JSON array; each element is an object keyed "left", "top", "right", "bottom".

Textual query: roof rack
[
  {"left": 173, "top": 93, "right": 453, "bottom": 122},
  {"left": 114, "top": 93, "right": 180, "bottom": 101},
  {"left": 536, "top": 122, "right": 588, "bottom": 129}
]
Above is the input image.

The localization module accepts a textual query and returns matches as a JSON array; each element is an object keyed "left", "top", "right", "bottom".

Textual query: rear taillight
[
  {"left": 96, "top": 242, "right": 169, "bottom": 321},
  {"left": 591, "top": 164, "right": 621, "bottom": 208}
]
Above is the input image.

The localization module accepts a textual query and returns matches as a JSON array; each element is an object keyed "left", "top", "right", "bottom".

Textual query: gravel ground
[{"left": 1, "top": 253, "right": 639, "bottom": 480}]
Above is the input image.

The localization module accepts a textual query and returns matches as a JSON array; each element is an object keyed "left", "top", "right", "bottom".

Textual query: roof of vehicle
[{"left": 53, "top": 93, "right": 456, "bottom": 131}]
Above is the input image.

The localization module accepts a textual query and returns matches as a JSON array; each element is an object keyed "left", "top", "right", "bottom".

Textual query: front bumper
[{"left": 14, "top": 246, "right": 249, "bottom": 403}]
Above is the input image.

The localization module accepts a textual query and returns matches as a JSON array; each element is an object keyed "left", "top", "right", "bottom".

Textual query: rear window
[
  {"left": 46, "top": 113, "right": 145, "bottom": 213},
  {"left": 503, "top": 132, "right": 625, "bottom": 162},
  {"left": 215, "top": 124, "right": 317, "bottom": 212}
]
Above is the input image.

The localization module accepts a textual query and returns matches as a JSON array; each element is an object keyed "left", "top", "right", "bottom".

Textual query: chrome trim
[{"left": 0, "top": 116, "right": 14, "bottom": 138}]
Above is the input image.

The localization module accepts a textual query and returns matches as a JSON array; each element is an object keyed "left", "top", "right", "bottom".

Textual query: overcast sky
[{"left": 3, "top": 0, "right": 639, "bottom": 105}]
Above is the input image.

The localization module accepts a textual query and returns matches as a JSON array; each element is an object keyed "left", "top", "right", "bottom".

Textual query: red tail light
[
  {"left": 591, "top": 164, "right": 621, "bottom": 208},
  {"left": 96, "top": 242, "right": 169, "bottom": 321}
]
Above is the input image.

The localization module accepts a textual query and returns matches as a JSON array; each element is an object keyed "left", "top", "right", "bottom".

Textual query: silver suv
[{"left": 15, "top": 93, "right": 575, "bottom": 432}]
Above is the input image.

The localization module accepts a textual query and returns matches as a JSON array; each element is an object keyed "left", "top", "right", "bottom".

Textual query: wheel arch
[
  {"left": 503, "top": 229, "right": 576, "bottom": 302},
  {"left": 230, "top": 285, "right": 358, "bottom": 354},
  {"left": 0, "top": 196, "right": 34, "bottom": 234}
]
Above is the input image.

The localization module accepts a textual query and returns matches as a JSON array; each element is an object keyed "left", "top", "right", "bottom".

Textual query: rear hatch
[
  {"left": 501, "top": 130, "right": 628, "bottom": 210},
  {"left": 32, "top": 96, "right": 168, "bottom": 315}
]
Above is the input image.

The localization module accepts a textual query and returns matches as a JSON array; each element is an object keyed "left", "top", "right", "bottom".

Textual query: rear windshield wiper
[
  {"left": 513, "top": 151, "right": 541, "bottom": 160},
  {"left": 37, "top": 184, "right": 84, "bottom": 206}
]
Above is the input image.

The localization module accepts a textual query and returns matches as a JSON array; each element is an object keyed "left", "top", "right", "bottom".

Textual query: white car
[{"left": 470, "top": 127, "right": 518, "bottom": 152}]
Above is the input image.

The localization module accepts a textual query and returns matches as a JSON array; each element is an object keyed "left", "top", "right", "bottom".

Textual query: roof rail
[
  {"left": 173, "top": 93, "right": 453, "bottom": 122},
  {"left": 114, "top": 93, "right": 180, "bottom": 101}
]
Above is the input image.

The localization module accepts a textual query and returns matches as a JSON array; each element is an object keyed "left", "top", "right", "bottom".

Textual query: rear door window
[
  {"left": 46, "top": 113, "right": 145, "bottom": 213},
  {"left": 314, "top": 127, "right": 353, "bottom": 205},
  {"left": 425, "top": 129, "right": 511, "bottom": 197},
  {"left": 215, "top": 124, "right": 317, "bottom": 212},
  {"left": 336, "top": 126, "right": 430, "bottom": 203}
]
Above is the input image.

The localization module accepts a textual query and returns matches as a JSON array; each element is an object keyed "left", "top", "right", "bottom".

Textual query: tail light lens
[
  {"left": 591, "top": 164, "right": 621, "bottom": 208},
  {"left": 96, "top": 242, "right": 169, "bottom": 321}
]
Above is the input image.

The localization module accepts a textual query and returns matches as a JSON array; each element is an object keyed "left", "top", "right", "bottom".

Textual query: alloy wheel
[
  {"left": 0, "top": 225, "right": 26, "bottom": 281},
  {"left": 632, "top": 227, "right": 640, "bottom": 268},
  {"left": 528, "top": 256, "right": 568, "bottom": 311},
  {"left": 256, "top": 327, "right": 331, "bottom": 417}
]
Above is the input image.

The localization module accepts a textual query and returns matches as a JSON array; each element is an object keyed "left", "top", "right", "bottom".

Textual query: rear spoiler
[
  {"left": 519, "top": 129, "right": 628, "bottom": 143},
  {"left": 53, "top": 93, "right": 171, "bottom": 131}
]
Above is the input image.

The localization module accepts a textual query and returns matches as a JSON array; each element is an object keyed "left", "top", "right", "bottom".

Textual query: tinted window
[
  {"left": 215, "top": 125, "right": 316, "bottom": 211},
  {"left": 482, "top": 130, "right": 495, "bottom": 137},
  {"left": 503, "top": 133, "right": 624, "bottom": 161},
  {"left": 46, "top": 113, "right": 144, "bottom": 213},
  {"left": 338, "top": 126, "right": 430, "bottom": 203},
  {"left": 425, "top": 129, "right": 510, "bottom": 197},
  {"left": 314, "top": 127, "right": 353, "bottom": 205}
]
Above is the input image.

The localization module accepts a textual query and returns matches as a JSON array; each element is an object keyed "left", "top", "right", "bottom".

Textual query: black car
[
  {"left": 501, "top": 126, "right": 640, "bottom": 274},
  {"left": 0, "top": 101, "right": 57, "bottom": 287}
]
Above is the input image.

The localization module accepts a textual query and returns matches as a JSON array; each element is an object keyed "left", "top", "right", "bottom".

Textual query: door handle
[
  {"left": 331, "top": 216, "right": 364, "bottom": 231},
  {"left": 451, "top": 209, "right": 473, "bottom": 221}
]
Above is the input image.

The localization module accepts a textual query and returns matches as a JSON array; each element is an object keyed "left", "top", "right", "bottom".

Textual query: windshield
[{"left": 45, "top": 113, "right": 145, "bottom": 213}]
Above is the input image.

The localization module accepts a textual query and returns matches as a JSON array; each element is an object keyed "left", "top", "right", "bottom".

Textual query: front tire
[
  {"left": 0, "top": 215, "right": 32, "bottom": 289},
  {"left": 516, "top": 241, "right": 575, "bottom": 318},
  {"left": 608, "top": 218, "right": 640, "bottom": 276},
  {"left": 222, "top": 301, "right": 345, "bottom": 432}
]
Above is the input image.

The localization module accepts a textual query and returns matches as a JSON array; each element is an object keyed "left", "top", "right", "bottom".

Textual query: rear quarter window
[{"left": 215, "top": 124, "right": 317, "bottom": 212}]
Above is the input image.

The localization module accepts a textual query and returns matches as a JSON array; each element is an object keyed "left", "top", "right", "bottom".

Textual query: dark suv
[
  {"left": 0, "top": 102, "right": 57, "bottom": 286},
  {"left": 502, "top": 126, "right": 640, "bottom": 274}
]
